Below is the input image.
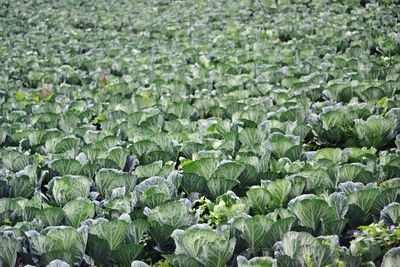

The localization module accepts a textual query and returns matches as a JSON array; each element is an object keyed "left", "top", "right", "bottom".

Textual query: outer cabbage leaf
[
  {"left": 145, "top": 199, "right": 194, "bottom": 248},
  {"left": 171, "top": 224, "right": 236, "bottom": 267},
  {"left": 63, "top": 198, "right": 95, "bottom": 227},
  {"left": 0, "top": 231, "right": 21, "bottom": 267},
  {"left": 288, "top": 195, "right": 337, "bottom": 234},
  {"left": 49, "top": 175, "right": 92, "bottom": 206},
  {"left": 355, "top": 116, "right": 395, "bottom": 149},
  {"left": 382, "top": 247, "right": 400, "bottom": 267},
  {"left": 28, "top": 226, "right": 87, "bottom": 266}
]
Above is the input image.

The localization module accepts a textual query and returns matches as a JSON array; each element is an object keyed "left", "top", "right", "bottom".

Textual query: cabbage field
[{"left": 1, "top": 0, "right": 400, "bottom": 266}]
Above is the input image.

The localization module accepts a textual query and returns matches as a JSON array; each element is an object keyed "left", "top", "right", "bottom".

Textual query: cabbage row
[{"left": 1, "top": 0, "right": 400, "bottom": 266}]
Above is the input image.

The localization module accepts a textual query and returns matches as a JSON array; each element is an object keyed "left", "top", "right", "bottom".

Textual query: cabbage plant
[{"left": 169, "top": 224, "right": 236, "bottom": 267}]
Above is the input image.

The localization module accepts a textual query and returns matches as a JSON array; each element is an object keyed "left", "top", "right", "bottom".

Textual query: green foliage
[
  {"left": 355, "top": 223, "right": 400, "bottom": 252},
  {"left": 193, "top": 193, "right": 248, "bottom": 227},
  {"left": 0, "top": 0, "right": 400, "bottom": 265}
]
